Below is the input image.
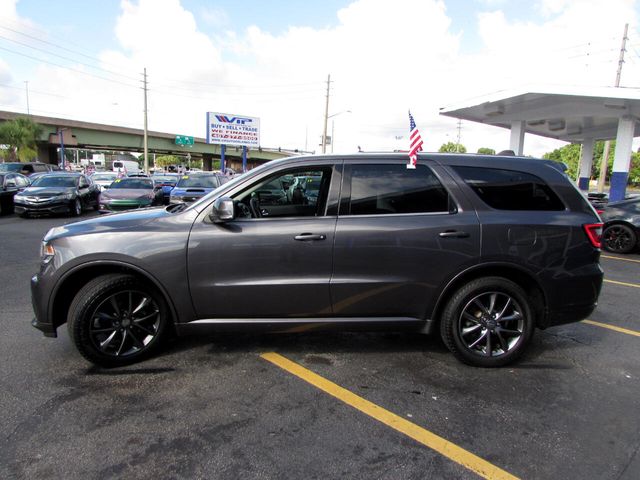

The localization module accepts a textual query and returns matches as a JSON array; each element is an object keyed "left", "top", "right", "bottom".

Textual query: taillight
[
  {"left": 583, "top": 223, "right": 603, "bottom": 248},
  {"left": 596, "top": 209, "right": 604, "bottom": 215}
]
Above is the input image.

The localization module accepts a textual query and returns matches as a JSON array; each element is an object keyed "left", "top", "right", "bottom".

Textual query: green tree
[
  {"left": 155, "top": 155, "right": 180, "bottom": 168},
  {"left": 439, "top": 142, "right": 467, "bottom": 153},
  {"left": 542, "top": 140, "right": 640, "bottom": 186},
  {"left": 477, "top": 147, "right": 495, "bottom": 155},
  {"left": 0, "top": 117, "right": 42, "bottom": 162},
  {"left": 542, "top": 143, "right": 581, "bottom": 179}
]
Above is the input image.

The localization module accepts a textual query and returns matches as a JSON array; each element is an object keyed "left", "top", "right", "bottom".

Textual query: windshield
[
  {"left": 92, "top": 173, "right": 117, "bottom": 181},
  {"left": 176, "top": 175, "right": 219, "bottom": 188},
  {"left": 109, "top": 178, "right": 153, "bottom": 189},
  {"left": 32, "top": 176, "right": 77, "bottom": 188},
  {"left": 0, "top": 163, "right": 22, "bottom": 173}
]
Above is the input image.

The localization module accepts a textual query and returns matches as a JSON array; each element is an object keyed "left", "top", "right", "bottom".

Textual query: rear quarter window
[{"left": 451, "top": 166, "right": 565, "bottom": 211}]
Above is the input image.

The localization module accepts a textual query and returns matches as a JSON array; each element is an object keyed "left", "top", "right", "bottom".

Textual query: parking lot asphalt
[{"left": 0, "top": 212, "right": 638, "bottom": 480}]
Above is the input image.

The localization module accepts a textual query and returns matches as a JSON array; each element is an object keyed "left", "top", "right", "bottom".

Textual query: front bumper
[
  {"left": 99, "top": 200, "right": 152, "bottom": 213},
  {"left": 31, "top": 273, "right": 57, "bottom": 337},
  {"left": 15, "top": 199, "right": 71, "bottom": 215}
]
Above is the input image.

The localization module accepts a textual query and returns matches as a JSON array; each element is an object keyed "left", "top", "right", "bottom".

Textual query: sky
[{"left": 1, "top": 0, "right": 639, "bottom": 156}]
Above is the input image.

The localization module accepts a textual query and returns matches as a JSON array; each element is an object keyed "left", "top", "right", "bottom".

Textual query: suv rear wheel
[
  {"left": 441, "top": 277, "right": 534, "bottom": 367},
  {"left": 67, "top": 274, "right": 169, "bottom": 367}
]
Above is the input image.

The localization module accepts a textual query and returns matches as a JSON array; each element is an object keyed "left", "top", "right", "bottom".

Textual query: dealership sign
[{"left": 206, "top": 112, "right": 260, "bottom": 147}]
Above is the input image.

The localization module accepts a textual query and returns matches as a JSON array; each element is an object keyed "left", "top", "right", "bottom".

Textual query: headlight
[
  {"left": 56, "top": 193, "right": 73, "bottom": 200},
  {"left": 41, "top": 241, "right": 55, "bottom": 264}
]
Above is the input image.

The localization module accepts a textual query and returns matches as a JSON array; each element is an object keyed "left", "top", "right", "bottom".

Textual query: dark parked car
[
  {"left": 169, "top": 173, "right": 227, "bottom": 204},
  {"left": 31, "top": 153, "right": 603, "bottom": 368},
  {"left": 14, "top": 173, "right": 99, "bottom": 217},
  {"left": 600, "top": 196, "right": 640, "bottom": 253},
  {"left": 0, "top": 162, "right": 59, "bottom": 176},
  {"left": 98, "top": 177, "right": 163, "bottom": 213},
  {"left": 152, "top": 173, "right": 180, "bottom": 204},
  {"left": 0, "top": 173, "right": 30, "bottom": 214}
]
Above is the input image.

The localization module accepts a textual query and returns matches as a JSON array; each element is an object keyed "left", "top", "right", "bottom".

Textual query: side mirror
[
  {"left": 210, "top": 197, "right": 235, "bottom": 223},
  {"left": 5, "top": 181, "right": 16, "bottom": 188}
]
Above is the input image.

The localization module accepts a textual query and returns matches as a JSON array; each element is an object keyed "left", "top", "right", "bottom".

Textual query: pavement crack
[{"left": 615, "top": 435, "right": 640, "bottom": 480}]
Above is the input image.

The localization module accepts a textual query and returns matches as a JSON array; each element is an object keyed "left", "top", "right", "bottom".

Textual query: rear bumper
[{"left": 541, "top": 262, "right": 604, "bottom": 328}]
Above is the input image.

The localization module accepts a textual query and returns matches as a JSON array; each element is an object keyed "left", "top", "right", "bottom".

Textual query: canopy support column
[
  {"left": 578, "top": 138, "right": 594, "bottom": 191},
  {"left": 610, "top": 115, "right": 635, "bottom": 202},
  {"left": 509, "top": 121, "right": 525, "bottom": 155}
]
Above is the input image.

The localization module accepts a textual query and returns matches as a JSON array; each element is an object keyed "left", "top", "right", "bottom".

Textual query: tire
[
  {"left": 602, "top": 224, "right": 637, "bottom": 254},
  {"left": 70, "top": 198, "right": 82, "bottom": 217},
  {"left": 67, "top": 274, "right": 170, "bottom": 367},
  {"left": 440, "top": 277, "right": 535, "bottom": 367}
]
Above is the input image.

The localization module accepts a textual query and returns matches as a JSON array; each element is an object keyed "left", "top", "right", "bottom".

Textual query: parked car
[
  {"left": 0, "top": 173, "right": 30, "bottom": 214},
  {"left": 0, "top": 162, "right": 59, "bottom": 176},
  {"left": 169, "top": 173, "right": 226, "bottom": 204},
  {"left": 14, "top": 173, "right": 99, "bottom": 217},
  {"left": 152, "top": 173, "right": 180, "bottom": 204},
  {"left": 98, "top": 177, "right": 163, "bottom": 213},
  {"left": 91, "top": 172, "right": 119, "bottom": 191},
  {"left": 600, "top": 196, "right": 640, "bottom": 254},
  {"left": 31, "top": 153, "right": 603, "bottom": 368}
]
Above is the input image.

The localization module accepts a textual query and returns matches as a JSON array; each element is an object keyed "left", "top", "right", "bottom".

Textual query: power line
[
  {"left": 0, "top": 45, "right": 141, "bottom": 89},
  {"left": 0, "top": 34, "right": 140, "bottom": 83},
  {"left": 0, "top": 82, "right": 67, "bottom": 98}
]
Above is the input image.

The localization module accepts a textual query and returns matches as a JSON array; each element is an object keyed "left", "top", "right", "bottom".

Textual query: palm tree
[{"left": 0, "top": 117, "right": 43, "bottom": 162}]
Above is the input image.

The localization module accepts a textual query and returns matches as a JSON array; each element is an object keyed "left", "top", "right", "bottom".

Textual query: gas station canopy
[
  {"left": 439, "top": 85, "right": 640, "bottom": 143},
  {"left": 439, "top": 85, "right": 640, "bottom": 201}
]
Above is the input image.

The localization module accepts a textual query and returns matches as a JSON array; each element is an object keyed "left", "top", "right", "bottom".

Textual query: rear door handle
[
  {"left": 294, "top": 233, "right": 326, "bottom": 241},
  {"left": 439, "top": 230, "right": 470, "bottom": 238}
]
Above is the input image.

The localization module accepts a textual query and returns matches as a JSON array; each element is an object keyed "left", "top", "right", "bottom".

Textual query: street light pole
[
  {"left": 326, "top": 110, "right": 352, "bottom": 154},
  {"left": 143, "top": 67, "right": 149, "bottom": 174},
  {"left": 24, "top": 81, "right": 30, "bottom": 115}
]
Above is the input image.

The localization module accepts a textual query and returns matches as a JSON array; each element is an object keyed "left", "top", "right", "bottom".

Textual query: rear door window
[
  {"left": 347, "top": 164, "right": 450, "bottom": 215},
  {"left": 451, "top": 166, "right": 565, "bottom": 211}
]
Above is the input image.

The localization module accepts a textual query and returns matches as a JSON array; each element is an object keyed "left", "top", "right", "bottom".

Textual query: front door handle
[
  {"left": 439, "top": 230, "right": 470, "bottom": 238},
  {"left": 294, "top": 233, "right": 326, "bottom": 241}
]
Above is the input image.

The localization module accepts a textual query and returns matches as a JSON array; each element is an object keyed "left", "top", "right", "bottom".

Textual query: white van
[{"left": 112, "top": 160, "right": 140, "bottom": 175}]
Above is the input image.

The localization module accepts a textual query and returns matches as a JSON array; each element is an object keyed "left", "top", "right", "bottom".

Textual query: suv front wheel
[
  {"left": 440, "top": 277, "right": 534, "bottom": 367},
  {"left": 67, "top": 274, "right": 169, "bottom": 367}
]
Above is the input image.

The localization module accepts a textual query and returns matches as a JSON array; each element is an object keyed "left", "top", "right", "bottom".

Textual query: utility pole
[
  {"left": 456, "top": 119, "right": 462, "bottom": 152},
  {"left": 598, "top": 23, "right": 628, "bottom": 193},
  {"left": 24, "top": 81, "right": 30, "bottom": 115},
  {"left": 322, "top": 74, "right": 331, "bottom": 154},
  {"left": 143, "top": 67, "right": 149, "bottom": 174}
]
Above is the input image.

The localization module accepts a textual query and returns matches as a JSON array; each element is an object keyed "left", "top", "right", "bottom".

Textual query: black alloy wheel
[
  {"left": 441, "top": 277, "right": 534, "bottom": 367},
  {"left": 602, "top": 224, "right": 637, "bottom": 254},
  {"left": 71, "top": 197, "right": 82, "bottom": 216},
  {"left": 67, "top": 274, "right": 169, "bottom": 366}
]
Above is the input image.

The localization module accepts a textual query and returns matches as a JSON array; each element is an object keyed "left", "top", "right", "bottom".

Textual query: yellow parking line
[
  {"left": 601, "top": 255, "right": 640, "bottom": 264},
  {"left": 604, "top": 279, "right": 640, "bottom": 289},
  {"left": 582, "top": 320, "right": 640, "bottom": 337},
  {"left": 261, "top": 352, "right": 519, "bottom": 480}
]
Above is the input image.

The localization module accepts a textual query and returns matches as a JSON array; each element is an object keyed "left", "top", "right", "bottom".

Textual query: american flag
[{"left": 407, "top": 111, "right": 423, "bottom": 169}]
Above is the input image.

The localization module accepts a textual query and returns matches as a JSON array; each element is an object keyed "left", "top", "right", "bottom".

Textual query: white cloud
[{"left": 2, "top": 0, "right": 639, "bottom": 157}]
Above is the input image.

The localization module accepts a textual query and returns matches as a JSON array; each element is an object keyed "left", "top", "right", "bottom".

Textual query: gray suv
[{"left": 31, "top": 153, "right": 604, "bottom": 367}]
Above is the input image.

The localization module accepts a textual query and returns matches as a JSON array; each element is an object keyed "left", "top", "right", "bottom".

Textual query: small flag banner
[{"left": 408, "top": 111, "right": 423, "bottom": 169}]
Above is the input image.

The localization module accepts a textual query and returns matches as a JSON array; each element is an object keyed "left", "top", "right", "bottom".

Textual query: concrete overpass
[{"left": 0, "top": 110, "right": 295, "bottom": 171}]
